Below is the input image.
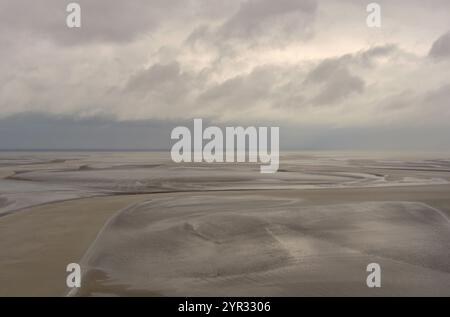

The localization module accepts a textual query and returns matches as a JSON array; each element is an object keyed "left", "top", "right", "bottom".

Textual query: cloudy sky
[{"left": 0, "top": 0, "right": 449, "bottom": 150}]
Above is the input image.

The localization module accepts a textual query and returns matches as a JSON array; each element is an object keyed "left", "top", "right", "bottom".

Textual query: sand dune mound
[{"left": 76, "top": 195, "right": 450, "bottom": 296}]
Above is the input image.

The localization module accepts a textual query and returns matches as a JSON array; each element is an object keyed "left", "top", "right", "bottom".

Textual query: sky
[{"left": 0, "top": 0, "right": 449, "bottom": 150}]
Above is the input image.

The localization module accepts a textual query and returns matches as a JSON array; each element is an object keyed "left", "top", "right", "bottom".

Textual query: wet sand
[
  {"left": 76, "top": 187, "right": 450, "bottom": 297},
  {"left": 0, "top": 194, "right": 156, "bottom": 296},
  {"left": 1, "top": 185, "right": 449, "bottom": 296}
]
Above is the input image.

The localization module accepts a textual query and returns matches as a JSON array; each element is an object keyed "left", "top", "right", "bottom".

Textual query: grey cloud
[
  {"left": 0, "top": 0, "right": 185, "bottom": 45},
  {"left": 304, "top": 49, "right": 373, "bottom": 85},
  {"left": 187, "top": 0, "right": 317, "bottom": 49},
  {"left": 218, "top": 0, "right": 316, "bottom": 40},
  {"left": 199, "top": 66, "right": 276, "bottom": 106},
  {"left": 196, "top": 46, "right": 402, "bottom": 113},
  {"left": 429, "top": 31, "right": 450, "bottom": 59},
  {"left": 311, "top": 69, "right": 365, "bottom": 106},
  {"left": 305, "top": 56, "right": 365, "bottom": 106},
  {"left": 126, "top": 63, "right": 184, "bottom": 91},
  {"left": 362, "top": 45, "right": 397, "bottom": 58},
  {"left": 380, "top": 90, "right": 416, "bottom": 112},
  {"left": 300, "top": 45, "right": 400, "bottom": 107},
  {"left": 422, "top": 84, "right": 450, "bottom": 114},
  {"left": 358, "top": 45, "right": 398, "bottom": 67},
  {"left": 305, "top": 59, "right": 344, "bottom": 84},
  {"left": 123, "top": 62, "right": 202, "bottom": 114},
  {"left": 375, "top": 84, "right": 450, "bottom": 124}
]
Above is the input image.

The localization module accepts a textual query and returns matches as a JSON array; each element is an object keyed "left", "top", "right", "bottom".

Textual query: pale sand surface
[
  {"left": 1, "top": 185, "right": 449, "bottom": 296},
  {"left": 76, "top": 188, "right": 450, "bottom": 297},
  {"left": 0, "top": 194, "right": 157, "bottom": 296},
  {"left": 0, "top": 169, "right": 14, "bottom": 179}
]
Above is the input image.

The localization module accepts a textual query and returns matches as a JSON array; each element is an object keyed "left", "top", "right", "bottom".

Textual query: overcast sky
[{"left": 0, "top": 0, "right": 449, "bottom": 150}]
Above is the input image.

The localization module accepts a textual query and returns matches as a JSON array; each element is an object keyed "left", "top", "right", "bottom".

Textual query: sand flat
[
  {"left": 76, "top": 189, "right": 450, "bottom": 296},
  {"left": 0, "top": 194, "right": 157, "bottom": 296},
  {"left": 1, "top": 185, "right": 450, "bottom": 296},
  {"left": 1, "top": 151, "right": 450, "bottom": 296}
]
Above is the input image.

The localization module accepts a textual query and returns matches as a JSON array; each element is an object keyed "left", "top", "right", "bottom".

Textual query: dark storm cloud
[
  {"left": 429, "top": 31, "right": 450, "bottom": 59},
  {"left": 3, "top": 113, "right": 450, "bottom": 151},
  {"left": 0, "top": 113, "right": 174, "bottom": 150}
]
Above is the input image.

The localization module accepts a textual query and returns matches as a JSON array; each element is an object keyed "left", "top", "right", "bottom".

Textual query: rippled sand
[{"left": 74, "top": 194, "right": 450, "bottom": 296}]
